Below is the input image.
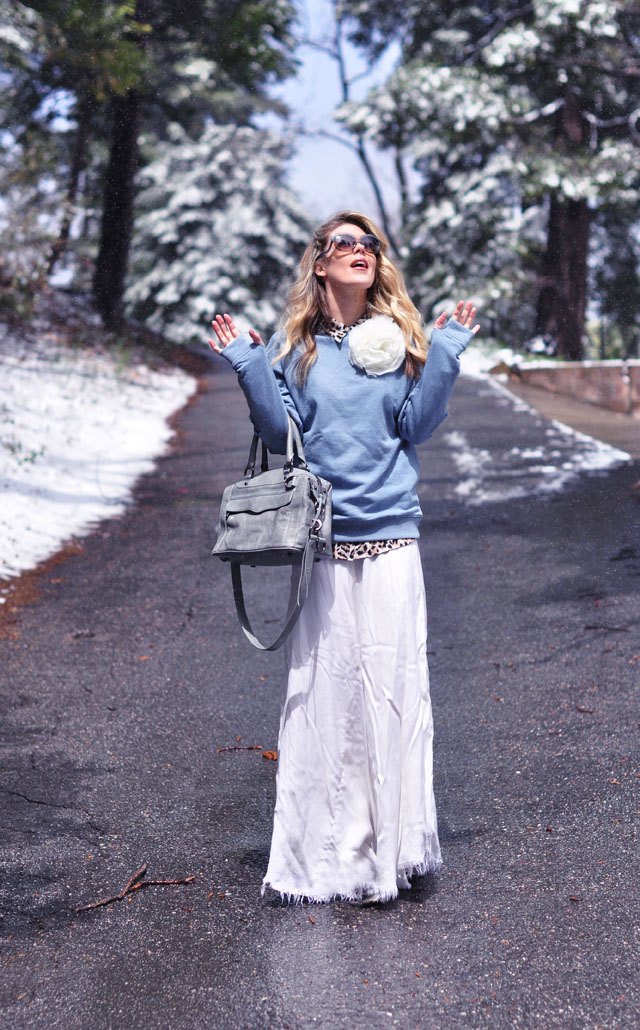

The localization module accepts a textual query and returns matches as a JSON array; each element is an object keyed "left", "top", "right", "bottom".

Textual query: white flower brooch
[{"left": 348, "top": 315, "right": 406, "bottom": 377}]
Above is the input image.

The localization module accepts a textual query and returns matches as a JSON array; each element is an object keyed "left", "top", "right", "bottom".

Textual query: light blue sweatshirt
[{"left": 221, "top": 319, "right": 472, "bottom": 541}]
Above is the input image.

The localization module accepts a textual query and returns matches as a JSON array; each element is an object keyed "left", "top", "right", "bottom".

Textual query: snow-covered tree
[
  {"left": 0, "top": 1, "right": 298, "bottom": 327},
  {"left": 338, "top": 0, "right": 640, "bottom": 356},
  {"left": 93, "top": 0, "right": 297, "bottom": 328},
  {"left": 126, "top": 123, "right": 312, "bottom": 344}
]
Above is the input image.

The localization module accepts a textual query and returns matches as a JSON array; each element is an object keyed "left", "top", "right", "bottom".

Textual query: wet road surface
[{"left": 1, "top": 365, "right": 639, "bottom": 1029}]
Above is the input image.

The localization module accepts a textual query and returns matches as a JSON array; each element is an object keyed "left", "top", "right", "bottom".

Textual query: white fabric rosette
[{"left": 348, "top": 315, "right": 406, "bottom": 376}]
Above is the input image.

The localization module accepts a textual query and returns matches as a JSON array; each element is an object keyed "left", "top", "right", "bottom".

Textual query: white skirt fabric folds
[{"left": 263, "top": 542, "right": 442, "bottom": 903}]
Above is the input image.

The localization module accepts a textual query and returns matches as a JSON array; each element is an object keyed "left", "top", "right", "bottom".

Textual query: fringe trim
[
  {"left": 398, "top": 854, "right": 443, "bottom": 881},
  {"left": 262, "top": 853, "right": 443, "bottom": 906},
  {"left": 261, "top": 881, "right": 397, "bottom": 906}
]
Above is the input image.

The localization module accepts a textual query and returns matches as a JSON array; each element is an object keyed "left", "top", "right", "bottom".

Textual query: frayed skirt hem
[{"left": 261, "top": 855, "right": 443, "bottom": 906}]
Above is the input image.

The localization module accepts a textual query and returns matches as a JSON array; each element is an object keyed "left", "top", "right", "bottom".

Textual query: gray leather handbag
[{"left": 212, "top": 416, "right": 332, "bottom": 650}]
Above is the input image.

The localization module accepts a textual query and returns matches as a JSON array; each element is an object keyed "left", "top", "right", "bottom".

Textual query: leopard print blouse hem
[{"left": 332, "top": 538, "right": 415, "bottom": 562}]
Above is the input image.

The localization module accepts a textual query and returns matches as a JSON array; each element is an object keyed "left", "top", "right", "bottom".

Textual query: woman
[{"left": 209, "top": 211, "right": 479, "bottom": 904}]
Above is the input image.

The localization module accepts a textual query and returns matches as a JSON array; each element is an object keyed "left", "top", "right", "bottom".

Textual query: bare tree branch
[
  {"left": 297, "top": 36, "right": 339, "bottom": 59},
  {"left": 514, "top": 97, "right": 564, "bottom": 124},
  {"left": 292, "top": 6, "right": 402, "bottom": 251},
  {"left": 583, "top": 106, "right": 640, "bottom": 144},
  {"left": 590, "top": 108, "right": 640, "bottom": 129},
  {"left": 464, "top": 4, "right": 534, "bottom": 64},
  {"left": 394, "top": 148, "right": 409, "bottom": 224},
  {"left": 333, "top": 11, "right": 400, "bottom": 253},
  {"left": 345, "top": 67, "right": 373, "bottom": 89},
  {"left": 303, "top": 127, "right": 361, "bottom": 153},
  {"left": 533, "top": 55, "right": 640, "bottom": 80}
]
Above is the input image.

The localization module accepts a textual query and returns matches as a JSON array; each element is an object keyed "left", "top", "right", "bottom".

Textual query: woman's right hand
[
  {"left": 208, "top": 313, "right": 264, "bottom": 354},
  {"left": 433, "top": 300, "right": 480, "bottom": 335}
]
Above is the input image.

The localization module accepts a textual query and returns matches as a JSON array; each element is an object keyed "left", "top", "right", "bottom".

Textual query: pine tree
[
  {"left": 126, "top": 124, "right": 311, "bottom": 344},
  {"left": 92, "top": 0, "right": 296, "bottom": 328},
  {"left": 0, "top": 1, "right": 144, "bottom": 284},
  {"left": 338, "top": 0, "right": 640, "bottom": 357},
  {"left": 0, "top": 1, "right": 297, "bottom": 328}
]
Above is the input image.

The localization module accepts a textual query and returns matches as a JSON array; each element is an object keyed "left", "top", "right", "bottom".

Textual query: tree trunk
[
  {"left": 535, "top": 193, "right": 590, "bottom": 361},
  {"left": 92, "top": 88, "right": 141, "bottom": 329},
  {"left": 535, "top": 90, "right": 590, "bottom": 361},
  {"left": 47, "top": 92, "right": 92, "bottom": 276},
  {"left": 92, "top": 0, "right": 151, "bottom": 328}
]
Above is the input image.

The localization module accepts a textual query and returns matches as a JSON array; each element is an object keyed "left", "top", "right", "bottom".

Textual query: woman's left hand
[
  {"left": 208, "top": 313, "right": 264, "bottom": 354},
  {"left": 434, "top": 300, "right": 480, "bottom": 335}
]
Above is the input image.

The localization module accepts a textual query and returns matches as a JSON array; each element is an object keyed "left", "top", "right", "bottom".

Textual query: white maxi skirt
[{"left": 263, "top": 541, "right": 442, "bottom": 903}]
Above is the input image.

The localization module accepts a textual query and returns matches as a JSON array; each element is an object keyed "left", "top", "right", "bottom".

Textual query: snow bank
[
  {"left": 459, "top": 342, "right": 548, "bottom": 378},
  {"left": 0, "top": 322, "right": 196, "bottom": 584}
]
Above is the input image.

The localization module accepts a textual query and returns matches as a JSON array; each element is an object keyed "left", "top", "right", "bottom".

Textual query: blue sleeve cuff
[
  {"left": 219, "top": 332, "right": 260, "bottom": 368},
  {"left": 430, "top": 319, "right": 474, "bottom": 356}
]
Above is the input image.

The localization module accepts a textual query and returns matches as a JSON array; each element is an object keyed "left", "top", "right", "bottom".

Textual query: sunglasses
[{"left": 319, "top": 233, "right": 381, "bottom": 258}]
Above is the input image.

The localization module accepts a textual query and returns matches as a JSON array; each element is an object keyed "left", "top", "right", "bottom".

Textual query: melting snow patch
[
  {"left": 0, "top": 325, "right": 196, "bottom": 580},
  {"left": 509, "top": 447, "right": 544, "bottom": 460},
  {"left": 445, "top": 378, "right": 630, "bottom": 505}
]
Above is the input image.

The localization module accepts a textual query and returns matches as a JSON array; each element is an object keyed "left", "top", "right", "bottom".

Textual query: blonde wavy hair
[{"left": 274, "top": 211, "right": 428, "bottom": 385}]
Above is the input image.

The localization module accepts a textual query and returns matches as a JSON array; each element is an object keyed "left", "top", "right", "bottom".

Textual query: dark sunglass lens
[
  {"left": 332, "top": 234, "right": 356, "bottom": 252},
  {"left": 361, "top": 235, "right": 381, "bottom": 254}
]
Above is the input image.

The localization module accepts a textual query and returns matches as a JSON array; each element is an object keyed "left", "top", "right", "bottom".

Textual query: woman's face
[{"left": 314, "top": 222, "right": 377, "bottom": 293}]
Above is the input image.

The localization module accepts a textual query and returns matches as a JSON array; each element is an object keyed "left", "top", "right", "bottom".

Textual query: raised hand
[
  {"left": 433, "top": 300, "right": 480, "bottom": 336},
  {"left": 208, "top": 313, "right": 264, "bottom": 354}
]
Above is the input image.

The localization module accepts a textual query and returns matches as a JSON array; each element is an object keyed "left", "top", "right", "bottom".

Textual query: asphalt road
[{"left": 1, "top": 364, "right": 639, "bottom": 1030}]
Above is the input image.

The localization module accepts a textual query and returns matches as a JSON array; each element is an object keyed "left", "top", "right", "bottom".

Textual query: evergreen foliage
[
  {"left": 338, "top": 0, "right": 640, "bottom": 356},
  {"left": 0, "top": 1, "right": 300, "bottom": 333},
  {"left": 126, "top": 124, "right": 311, "bottom": 345}
]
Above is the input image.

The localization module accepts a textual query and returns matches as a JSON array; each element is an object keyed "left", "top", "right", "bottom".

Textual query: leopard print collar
[{"left": 321, "top": 315, "right": 368, "bottom": 343}]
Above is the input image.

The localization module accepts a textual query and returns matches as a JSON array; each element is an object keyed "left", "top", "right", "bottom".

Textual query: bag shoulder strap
[
  {"left": 243, "top": 433, "right": 269, "bottom": 477},
  {"left": 230, "top": 537, "right": 316, "bottom": 651}
]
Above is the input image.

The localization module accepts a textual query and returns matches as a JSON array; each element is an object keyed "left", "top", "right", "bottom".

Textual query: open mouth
[{"left": 351, "top": 259, "right": 368, "bottom": 269}]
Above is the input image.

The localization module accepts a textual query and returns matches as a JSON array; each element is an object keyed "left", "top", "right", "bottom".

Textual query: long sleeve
[
  {"left": 397, "top": 319, "right": 473, "bottom": 444},
  {"left": 220, "top": 332, "right": 298, "bottom": 453}
]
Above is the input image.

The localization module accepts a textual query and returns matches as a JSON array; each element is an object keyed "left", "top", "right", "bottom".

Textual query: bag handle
[
  {"left": 243, "top": 435, "right": 269, "bottom": 478},
  {"left": 284, "top": 416, "right": 308, "bottom": 469},
  {"left": 243, "top": 414, "right": 304, "bottom": 479},
  {"left": 230, "top": 536, "right": 316, "bottom": 650}
]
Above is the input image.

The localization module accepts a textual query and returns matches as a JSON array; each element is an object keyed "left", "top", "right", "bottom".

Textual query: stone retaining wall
[
  {"left": 505, "top": 360, "right": 640, "bottom": 417},
  {"left": 631, "top": 363, "right": 640, "bottom": 414}
]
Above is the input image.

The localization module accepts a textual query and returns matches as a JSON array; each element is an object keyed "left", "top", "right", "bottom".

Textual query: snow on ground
[
  {"left": 447, "top": 359, "right": 630, "bottom": 505},
  {"left": 459, "top": 340, "right": 537, "bottom": 378},
  {"left": 0, "top": 315, "right": 196, "bottom": 586},
  {"left": 459, "top": 341, "right": 505, "bottom": 378}
]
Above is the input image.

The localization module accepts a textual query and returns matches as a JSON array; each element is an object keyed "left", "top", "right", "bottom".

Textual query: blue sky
[{"left": 264, "top": 0, "right": 401, "bottom": 221}]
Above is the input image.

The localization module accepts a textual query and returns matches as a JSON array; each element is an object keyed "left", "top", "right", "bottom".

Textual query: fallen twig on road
[{"left": 76, "top": 862, "right": 196, "bottom": 912}]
